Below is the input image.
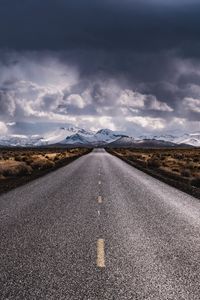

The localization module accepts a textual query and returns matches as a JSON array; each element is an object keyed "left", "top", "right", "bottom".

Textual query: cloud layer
[{"left": 0, "top": 1, "right": 200, "bottom": 136}]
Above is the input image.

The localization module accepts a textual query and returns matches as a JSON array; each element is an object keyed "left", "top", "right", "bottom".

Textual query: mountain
[
  {"left": 139, "top": 132, "right": 200, "bottom": 147},
  {"left": 0, "top": 125, "right": 83, "bottom": 147},
  {"left": 63, "top": 133, "right": 93, "bottom": 145},
  {"left": 107, "top": 137, "right": 181, "bottom": 148},
  {"left": 0, "top": 125, "right": 127, "bottom": 147},
  {"left": 0, "top": 135, "right": 46, "bottom": 147},
  {"left": 95, "top": 129, "right": 126, "bottom": 142},
  {"left": 59, "top": 128, "right": 128, "bottom": 146},
  {"left": 0, "top": 124, "right": 198, "bottom": 147},
  {"left": 43, "top": 125, "right": 94, "bottom": 144},
  {"left": 107, "top": 136, "right": 137, "bottom": 147},
  {"left": 173, "top": 132, "right": 200, "bottom": 147}
]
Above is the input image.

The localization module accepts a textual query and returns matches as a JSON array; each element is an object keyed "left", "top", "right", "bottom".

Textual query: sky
[{"left": 0, "top": 0, "right": 200, "bottom": 137}]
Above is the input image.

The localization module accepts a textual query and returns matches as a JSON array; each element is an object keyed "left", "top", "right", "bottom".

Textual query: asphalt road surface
[{"left": 0, "top": 149, "right": 200, "bottom": 300}]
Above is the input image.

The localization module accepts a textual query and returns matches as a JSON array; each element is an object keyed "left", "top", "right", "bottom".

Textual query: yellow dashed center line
[
  {"left": 97, "top": 239, "right": 105, "bottom": 268},
  {"left": 98, "top": 196, "right": 102, "bottom": 203}
]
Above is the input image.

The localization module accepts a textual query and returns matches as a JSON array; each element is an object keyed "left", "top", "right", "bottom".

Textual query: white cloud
[
  {"left": 119, "top": 90, "right": 145, "bottom": 108},
  {"left": 0, "top": 52, "right": 79, "bottom": 123},
  {"left": 74, "top": 116, "right": 117, "bottom": 131},
  {"left": 126, "top": 116, "right": 165, "bottom": 129},
  {"left": 66, "top": 94, "right": 86, "bottom": 109},
  {"left": 6, "top": 122, "right": 16, "bottom": 126},
  {"left": 148, "top": 96, "right": 173, "bottom": 112},
  {"left": 183, "top": 97, "right": 200, "bottom": 113},
  {"left": 0, "top": 51, "right": 198, "bottom": 137},
  {"left": 0, "top": 122, "right": 8, "bottom": 135},
  {"left": 0, "top": 90, "right": 16, "bottom": 117},
  {"left": 0, "top": 52, "right": 78, "bottom": 90},
  {"left": 118, "top": 89, "right": 173, "bottom": 112}
]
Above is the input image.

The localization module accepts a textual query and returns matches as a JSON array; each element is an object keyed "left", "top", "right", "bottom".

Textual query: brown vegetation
[
  {"left": 0, "top": 147, "right": 91, "bottom": 194},
  {"left": 109, "top": 148, "right": 200, "bottom": 198}
]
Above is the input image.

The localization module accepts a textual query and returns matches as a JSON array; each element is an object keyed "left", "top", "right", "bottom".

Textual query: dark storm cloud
[
  {"left": 0, "top": 0, "right": 199, "bottom": 55},
  {"left": 1, "top": 0, "right": 200, "bottom": 86},
  {"left": 0, "top": 0, "right": 199, "bottom": 135},
  {"left": 1, "top": 0, "right": 198, "bottom": 106}
]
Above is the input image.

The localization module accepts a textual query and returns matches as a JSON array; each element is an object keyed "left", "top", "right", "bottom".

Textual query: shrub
[
  {"left": 135, "top": 154, "right": 143, "bottom": 159},
  {"left": 25, "top": 158, "right": 34, "bottom": 165},
  {"left": 191, "top": 177, "right": 200, "bottom": 188},
  {"left": 172, "top": 168, "right": 179, "bottom": 173},
  {"left": 147, "top": 158, "right": 161, "bottom": 168},
  {"left": 186, "top": 162, "right": 195, "bottom": 169},
  {"left": 0, "top": 162, "right": 32, "bottom": 177},
  {"left": 54, "top": 154, "right": 61, "bottom": 161},
  {"left": 3, "top": 155, "right": 10, "bottom": 160},
  {"left": 30, "top": 159, "right": 55, "bottom": 170},
  {"left": 181, "top": 169, "right": 191, "bottom": 178},
  {"left": 160, "top": 156, "right": 166, "bottom": 161},
  {"left": 14, "top": 155, "right": 24, "bottom": 161},
  {"left": 193, "top": 157, "right": 199, "bottom": 163}
]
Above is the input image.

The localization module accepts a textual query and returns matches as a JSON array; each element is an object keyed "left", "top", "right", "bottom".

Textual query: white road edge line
[{"left": 97, "top": 239, "right": 105, "bottom": 268}]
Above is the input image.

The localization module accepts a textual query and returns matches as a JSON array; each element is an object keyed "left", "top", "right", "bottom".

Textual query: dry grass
[
  {"left": 0, "top": 160, "right": 32, "bottom": 178},
  {"left": 113, "top": 148, "right": 200, "bottom": 188},
  {"left": 0, "top": 148, "right": 89, "bottom": 180}
]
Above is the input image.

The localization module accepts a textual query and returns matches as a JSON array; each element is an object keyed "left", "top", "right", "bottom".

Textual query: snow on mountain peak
[
  {"left": 0, "top": 125, "right": 199, "bottom": 147},
  {"left": 139, "top": 132, "right": 200, "bottom": 147},
  {"left": 96, "top": 129, "right": 113, "bottom": 135}
]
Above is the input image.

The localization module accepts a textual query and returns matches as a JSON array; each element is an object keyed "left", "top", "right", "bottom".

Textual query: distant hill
[{"left": 106, "top": 137, "right": 189, "bottom": 148}]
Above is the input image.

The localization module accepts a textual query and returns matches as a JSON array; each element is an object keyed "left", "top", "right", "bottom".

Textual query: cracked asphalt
[{"left": 0, "top": 149, "right": 200, "bottom": 299}]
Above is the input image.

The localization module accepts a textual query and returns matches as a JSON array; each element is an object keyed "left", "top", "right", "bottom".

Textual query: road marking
[
  {"left": 98, "top": 210, "right": 100, "bottom": 216},
  {"left": 97, "top": 239, "right": 105, "bottom": 268},
  {"left": 98, "top": 181, "right": 101, "bottom": 185},
  {"left": 98, "top": 196, "right": 102, "bottom": 203}
]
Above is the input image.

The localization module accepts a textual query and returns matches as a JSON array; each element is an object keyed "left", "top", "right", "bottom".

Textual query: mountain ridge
[{"left": 0, "top": 125, "right": 199, "bottom": 147}]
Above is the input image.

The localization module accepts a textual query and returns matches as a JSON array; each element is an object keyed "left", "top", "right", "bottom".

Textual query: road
[{"left": 0, "top": 149, "right": 200, "bottom": 299}]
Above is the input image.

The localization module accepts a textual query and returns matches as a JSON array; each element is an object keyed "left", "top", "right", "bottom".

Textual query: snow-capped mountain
[
  {"left": 0, "top": 125, "right": 127, "bottom": 147},
  {"left": 44, "top": 126, "right": 94, "bottom": 145},
  {"left": 64, "top": 133, "right": 93, "bottom": 145},
  {"left": 0, "top": 124, "right": 90, "bottom": 147},
  {"left": 0, "top": 124, "right": 199, "bottom": 147},
  {"left": 95, "top": 129, "right": 125, "bottom": 142},
  {"left": 0, "top": 135, "right": 46, "bottom": 147},
  {"left": 107, "top": 136, "right": 137, "bottom": 147},
  {"left": 62, "top": 128, "right": 128, "bottom": 146},
  {"left": 139, "top": 132, "right": 200, "bottom": 147},
  {"left": 173, "top": 132, "right": 200, "bottom": 147}
]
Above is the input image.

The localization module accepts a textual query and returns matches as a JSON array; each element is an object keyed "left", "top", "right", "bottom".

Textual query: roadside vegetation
[
  {"left": 108, "top": 148, "right": 200, "bottom": 199},
  {"left": 0, "top": 147, "right": 91, "bottom": 194}
]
